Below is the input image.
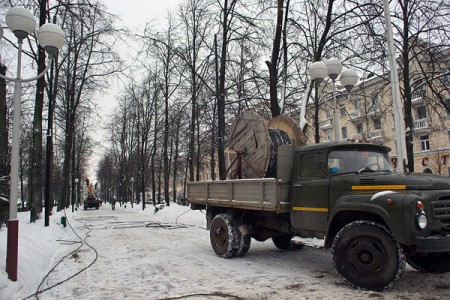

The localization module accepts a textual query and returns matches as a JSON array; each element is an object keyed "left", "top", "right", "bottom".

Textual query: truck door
[{"left": 290, "top": 151, "right": 329, "bottom": 235}]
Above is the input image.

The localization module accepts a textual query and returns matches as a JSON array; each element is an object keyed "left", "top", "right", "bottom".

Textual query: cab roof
[{"left": 295, "top": 141, "right": 391, "bottom": 153}]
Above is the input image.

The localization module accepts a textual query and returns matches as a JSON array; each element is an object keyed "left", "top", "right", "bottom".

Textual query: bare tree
[
  {"left": 390, "top": 0, "right": 450, "bottom": 171},
  {"left": 266, "top": 0, "right": 289, "bottom": 117},
  {"left": 55, "top": 1, "right": 122, "bottom": 210}
]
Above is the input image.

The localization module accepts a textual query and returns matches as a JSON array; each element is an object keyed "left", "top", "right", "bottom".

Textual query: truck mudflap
[{"left": 416, "top": 234, "right": 450, "bottom": 252}]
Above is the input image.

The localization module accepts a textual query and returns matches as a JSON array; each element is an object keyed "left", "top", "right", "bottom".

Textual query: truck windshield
[{"left": 327, "top": 148, "right": 393, "bottom": 175}]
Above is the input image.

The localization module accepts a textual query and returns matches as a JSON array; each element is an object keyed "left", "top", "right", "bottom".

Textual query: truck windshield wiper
[{"left": 357, "top": 166, "right": 376, "bottom": 174}]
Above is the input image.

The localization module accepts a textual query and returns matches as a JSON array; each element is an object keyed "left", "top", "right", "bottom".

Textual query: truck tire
[
  {"left": 236, "top": 224, "right": 251, "bottom": 257},
  {"left": 272, "top": 234, "right": 293, "bottom": 250},
  {"left": 210, "top": 214, "right": 240, "bottom": 258},
  {"left": 406, "top": 252, "right": 450, "bottom": 273},
  {"left": 331, "top": 221, "right": 406, "bottom": 291}
]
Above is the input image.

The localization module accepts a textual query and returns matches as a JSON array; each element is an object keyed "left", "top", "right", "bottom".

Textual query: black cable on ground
[
  {"left": 23, "top": 209, "right": 99, "bottom": 300},
  {"left": 174, "top": 208, "right": 207, "bottom": 230},
  {"left": 156, "top": 292, "right": 243, "bottom": 300}
]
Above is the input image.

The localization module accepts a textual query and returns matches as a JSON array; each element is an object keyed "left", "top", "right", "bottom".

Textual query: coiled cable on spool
[{"left": 265, "top": 129, "right": 291, "bottom": 177}]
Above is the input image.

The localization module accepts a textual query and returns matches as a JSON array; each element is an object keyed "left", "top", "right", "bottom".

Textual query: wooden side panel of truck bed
[{"left": 187, "top": 178, "right": 291, "bottom": 213}]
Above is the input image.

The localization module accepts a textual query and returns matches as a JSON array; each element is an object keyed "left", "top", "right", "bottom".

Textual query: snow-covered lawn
[{"left": 1, "top": 203, "right": 449, "bottom": 299}]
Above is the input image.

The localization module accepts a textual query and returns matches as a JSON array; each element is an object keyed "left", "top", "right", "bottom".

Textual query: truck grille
[{"left": 432, "top": 195, "right": 450, "bottom": 233}]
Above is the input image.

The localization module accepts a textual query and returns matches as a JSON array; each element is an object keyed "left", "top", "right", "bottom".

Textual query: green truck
[{"left": 188, "top": 141, "right": 450, "bottom": 291}]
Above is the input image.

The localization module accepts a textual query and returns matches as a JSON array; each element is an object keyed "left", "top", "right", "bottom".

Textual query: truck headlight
[{"left": 416, "top": 213, "right": 427, "bottom": 230}]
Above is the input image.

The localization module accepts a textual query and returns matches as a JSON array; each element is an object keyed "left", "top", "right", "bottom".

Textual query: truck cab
[
  {"left": 290, "top": 141, "right": 450, "bottom": 290},
  {"left": 290, "top": 142, "right": 394, "bottom": 237}
]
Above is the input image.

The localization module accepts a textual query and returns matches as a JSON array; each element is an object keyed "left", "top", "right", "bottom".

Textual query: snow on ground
[{"left": 1, "top": 203, "right": 450, "bottom": 300}]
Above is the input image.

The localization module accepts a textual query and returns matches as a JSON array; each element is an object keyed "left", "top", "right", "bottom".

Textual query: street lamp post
[
  {"left": 0, "top": 7, "right": 65, "bottom": 282},
  {"left": 382, "top": 0, "right": 407, "bottom": 172},
  {"left": 326, "top": 58, "right": 343, "bottom": 141},
  {"left": 130, "top": 177, "right": 134, "bottom": 208},
  {"left": 140, "top": 168, "right": 145, "bottom": 211},
  {"left": 75, "top": 178, "right": 79, "bottom": 209},
  {"left": 309, "top": 58, "right": 358, "bottom": 141}
]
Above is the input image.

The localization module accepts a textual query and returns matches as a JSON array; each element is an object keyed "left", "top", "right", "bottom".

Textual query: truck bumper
[{"left": 416, "top": 234, "right": 450, "bottom": 252}]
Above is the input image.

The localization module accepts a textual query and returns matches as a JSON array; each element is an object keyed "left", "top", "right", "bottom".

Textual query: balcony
[
  {"left": 320, "top": 118, "right": 333, "bottom": 129},
  {"left": 414, "top": 118, "right": 431, "bottom": 134},
  {"left": 367, "top": 105, "right": 381, "bottom": 117},
  {"left": 411, "top": 89, "right": 425, "bottom": 106},
  {"left": 349, "top": 109, "right": 363, "bottom": 122},
  {"left": 367, "top": 129, "right": 384, "bottom": 143}
]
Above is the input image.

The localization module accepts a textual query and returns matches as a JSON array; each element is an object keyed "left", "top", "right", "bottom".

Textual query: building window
[
  {"left": 420, "top": 135, "right": 430, "bottom": 151},
  {"left": 443, "top": 67, "right": 450, "bottom": 85},
  {"left": 369, "top": 93, "right": 380, "bottom": 113},
  {"left": 356, "top": 123, "right": 363, "bottom": 134},
  {"left": 423, "top": 168, "right": 433, "bottom": 174},
  {"left": 444, "top": 99, "right": 450, "bottom": 117},
  {"left": 416, "top": 105, "right": 427, "bottom": 119},
  {"left": 325, "top": 129, "right": 333, "bottom": 141},
  {"left": 341, "top": 127, "right": 348, "bottom": 139},
  {"left": 325, "top": 109, "right": 333, "bottom": 120},
  {"left": 354, "top": 99, "right": 361, "bottom": 111},
  {"left": 340, "top": 107, "right": 346, "bottom": 118},
  {"left": 374, "top": 118, "right": 382, "bottom": 130}
]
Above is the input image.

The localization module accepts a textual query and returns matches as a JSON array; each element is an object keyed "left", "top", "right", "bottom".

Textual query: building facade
[{"left": 307, "top": 63, "right": 450, "bottom": 175}]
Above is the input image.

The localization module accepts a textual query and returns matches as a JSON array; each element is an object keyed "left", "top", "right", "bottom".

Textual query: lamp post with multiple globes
[
  {"left": 0, "top": 7, "right": 65, "bottom": 281},
  {"left": 309, "top": 58, "right": 358, "bottom": 141}
]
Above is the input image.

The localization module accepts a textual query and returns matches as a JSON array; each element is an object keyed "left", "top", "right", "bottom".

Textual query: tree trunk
[
  {"left": 29, "top": 0, "right": 48, "bottom": 222},
  {"left": 0, "top": 63, "right": 9, "bottom": 204},
  {"left": 163, "top": 44, "right": 171, "bottom": 206},
  {"left": 401, "top": 6, "right": 414, "bottom": 172},
  {"left": 266, "top": 0, "right": 284, "bottom": 118},
  {"left": 218, "top": 0, "right": 236, "bottom": 180}
]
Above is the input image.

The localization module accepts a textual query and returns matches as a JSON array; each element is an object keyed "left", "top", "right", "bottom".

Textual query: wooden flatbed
[{"left": 187, "top": 178, "right": 291, "bottom": 213}]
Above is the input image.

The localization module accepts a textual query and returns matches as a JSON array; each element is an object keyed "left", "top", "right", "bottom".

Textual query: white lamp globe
[
  {"left": 309, "top": 61, "right": 327, "bottom": 85},
  {"left": 37, "top": 23, "right": 65, "bottom": 55},
  {"left": 325, "top": 57, "right": 342, "bottom": 81},
  {"left": 5, "top": 7, "right": 36, "bottom": 39},
  {"left": 340, "top": 69, "right": 358, "bottom": 92}
]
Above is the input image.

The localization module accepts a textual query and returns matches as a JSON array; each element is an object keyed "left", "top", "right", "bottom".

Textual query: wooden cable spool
[{"left": 225, "top": 111, "right": 305, "bottom": 178}]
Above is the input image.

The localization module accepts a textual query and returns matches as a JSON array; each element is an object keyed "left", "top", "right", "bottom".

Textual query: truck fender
[{"left": 325, "top": 193, "right": 409, "bottom": 248}]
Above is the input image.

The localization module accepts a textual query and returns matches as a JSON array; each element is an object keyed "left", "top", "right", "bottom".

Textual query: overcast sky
[
  {"left": 103, "top": 0, "right": 181, "bottom": 31},
  {"left": 88, "top": 1, "right": 183, "bottom": 180}
]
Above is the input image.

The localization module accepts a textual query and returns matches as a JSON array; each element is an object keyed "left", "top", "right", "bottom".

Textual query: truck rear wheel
[
  {"left": 332, "top": 221, "right": 405, "bottom": 291},
  {"left": 210, "top": 214, "right": 240, "bottom": 258},
  {"left": 272, "top": 234, "right": 293, "bottom": 250},
  {"left": 406, "top": 252, "right": 450, "bottom": 273},
  {"left": 236, "top": 224, "right": 251, "bottom": 257}
]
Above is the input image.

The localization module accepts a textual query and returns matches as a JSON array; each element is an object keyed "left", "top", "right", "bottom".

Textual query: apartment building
[{"left": 308, "top": 65, "right": 450, "bottom": 175}]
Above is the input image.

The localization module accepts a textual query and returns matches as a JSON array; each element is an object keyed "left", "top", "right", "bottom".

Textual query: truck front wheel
[
  {"left": 332, "top": 221, "right": 406, "bottom": 291},
  {"left": 406, "top": 252, "right": 450, "bottom": 273},
  {"left": 210, "top": 214, "right": 240, "bottom": 258}
]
